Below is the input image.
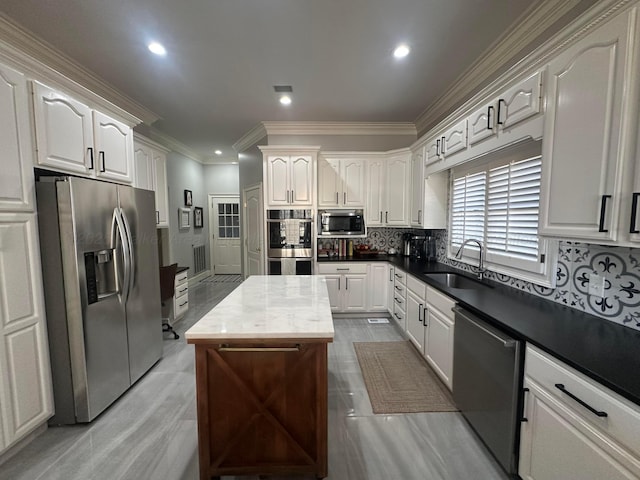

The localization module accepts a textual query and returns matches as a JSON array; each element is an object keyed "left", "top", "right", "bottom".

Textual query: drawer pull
[
  {"left": 220, "top": 345, "right": 300, "bottom": 352},
  {"left": 394, "top": 273, "right": 402, "bottom": 279},
  {"left": 179, "top": 301, "right": 188, "bottom": 307},
  {"left": 555, "top": 383, "right": 608, "bottom": 418},
  {"left": 337, "top": 268, "right": 350, "bottom": 271},
  {"left": 395, "top": 285, "right": 403, "bottom": 291},
  {"left": 394, "top": 297, "right": 403, "bottom": 304},
  {"left": 179, "top": 287, "right": 188, "bottom": 293}
]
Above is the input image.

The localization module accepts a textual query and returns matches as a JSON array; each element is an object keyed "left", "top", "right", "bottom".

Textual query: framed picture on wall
[
  {"left": 184, "top": 189, "right": 193, "bottom": 206},
  {"left": 178, "top": 208, "right": 191, "bottom": 229},
  {"left": 194, "top": 207, "right": 203, "bottom": 228}
]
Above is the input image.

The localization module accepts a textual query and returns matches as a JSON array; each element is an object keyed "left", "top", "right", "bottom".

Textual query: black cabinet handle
[
  {"left": 555, "top": 383, "right": 608, "bottom": 418},
  {"left": 441, "top": 136, "right": 446, "bottom": 155},
  {"left": 418, "top": 304, "right": 423, "bottom": 324},
  {"left": 487, "top": 105, "right": 494, "bottom": 130},
  {"left": 598, "top": 195, "right": 611, "bottom": 232},
  {"left": 630, "top": 192, "right": 640, "bottom": 234},
  {"left": 436, "top": 138, "right": 440, "bottom": 156},
  {"left": 422, "top": 307, "right": 428, "bottom": 326},
  {"left": 521, "top": 387, "right": 530, "bottom": 422},
  {"left": 99, "top": 151, "right": 106, "bottom": 172},
  {"left": 87, "top": 147, "right": 94, "bottom": 170},
  {"left": 497, "top": 99, "right": 506, "bottom": 125},
  {"left": 156, "top": 211, "right": 160, "bottom": 224}
]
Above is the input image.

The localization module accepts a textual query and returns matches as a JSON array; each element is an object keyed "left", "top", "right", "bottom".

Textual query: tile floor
[{"left": 0, "top": 278, "right": 509, "bottom": 480}]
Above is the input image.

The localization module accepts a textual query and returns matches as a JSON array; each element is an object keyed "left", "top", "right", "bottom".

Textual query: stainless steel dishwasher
[{"left": 452, "top": 307, "right": 524, "bottom": 476}]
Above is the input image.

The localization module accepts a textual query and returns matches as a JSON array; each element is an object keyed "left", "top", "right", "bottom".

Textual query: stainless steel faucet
[{"left": 455, "top": 239, "right": 486, "bottom": 280}]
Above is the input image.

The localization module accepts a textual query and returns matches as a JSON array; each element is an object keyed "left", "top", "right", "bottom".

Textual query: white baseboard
[{"left": 189, "top": 269, "right": 211, "bottom": 287}]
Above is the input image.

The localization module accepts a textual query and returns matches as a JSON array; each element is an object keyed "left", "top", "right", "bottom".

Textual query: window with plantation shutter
[{"left": 449, "top": 143, "right": 556, "bottom": 287}]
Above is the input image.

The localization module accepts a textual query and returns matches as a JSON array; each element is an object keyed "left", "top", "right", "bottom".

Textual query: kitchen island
[{"left": 185, "top": 275, "right": 334, "bottom": 480}]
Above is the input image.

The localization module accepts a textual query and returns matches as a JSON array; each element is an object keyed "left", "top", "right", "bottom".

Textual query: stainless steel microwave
[{"left": 318, "top": 209, "right": 365, "bottom": 236}]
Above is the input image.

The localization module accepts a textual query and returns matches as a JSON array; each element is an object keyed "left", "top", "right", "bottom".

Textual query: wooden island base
[{"left": 193, "top": 339, "right": 329, "bottom": 480}]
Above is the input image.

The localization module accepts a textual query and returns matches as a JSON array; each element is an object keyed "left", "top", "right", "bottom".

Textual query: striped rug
[{"left": 204, "top": 274, "right": 243, "bottom": 283}]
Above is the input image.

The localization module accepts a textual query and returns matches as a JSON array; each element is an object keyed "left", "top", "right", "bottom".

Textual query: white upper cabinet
[
  {"left": 32, "top": 82, "right": 134, "bottom": 184},
  {"left": 317, "top": 156, "right": 365, "bottom": 208},
  {"left": 410, "top": 147, "right": 425, "bottom": 226},
  {"left": 425, "top": 119, "right": 467, "bottom": 166},
  {"left": 264, "top": 153, "right": 314, "bottom": 207},
  {"left": 539, "top": 10, "right": 633, "bottom": 242},
  {"left": 0, "top": 62, "right": 34, "bottom": 212},
  {"left": 365, "top": 157, "right": 386, "bottom": 227},
  {"left": 133, "top": 135, "right": 170, "bottom": 228},
  {"left": 469, "top": 70, "right": 543, "bottom": 147},
  {"left": 385, "top": 151, "right": 411, "bottom": 226},
  {"left": 410, "top": 147, "right": 448, "bottom": 229}
]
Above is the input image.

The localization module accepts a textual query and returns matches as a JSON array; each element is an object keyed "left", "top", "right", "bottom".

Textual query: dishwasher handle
[{"left": 453, "top": 307, "right": 517, "bottom": 348}]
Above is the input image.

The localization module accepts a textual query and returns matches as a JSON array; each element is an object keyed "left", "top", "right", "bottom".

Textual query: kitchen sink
[{"left": 424, "top": 272, "right": 491, "bottom": 290}]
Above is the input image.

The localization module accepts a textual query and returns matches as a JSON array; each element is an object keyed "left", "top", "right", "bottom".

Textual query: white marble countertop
[{"left": 185, "top": 275, "right": 334, "bottom": 341}]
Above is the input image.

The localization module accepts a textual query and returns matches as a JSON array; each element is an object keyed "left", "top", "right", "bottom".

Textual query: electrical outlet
[{"left": 588, "top": 273, "right": 606, "bottom": 298}]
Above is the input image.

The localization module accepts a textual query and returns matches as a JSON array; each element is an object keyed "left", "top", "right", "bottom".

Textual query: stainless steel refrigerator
[{"left": 36, "top": 176, "right": 162, "bottom": 424}]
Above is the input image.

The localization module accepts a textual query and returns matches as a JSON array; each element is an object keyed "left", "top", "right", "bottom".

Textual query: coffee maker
[{"left": 408, "top": 234, "right": 437, "bottom": 261}]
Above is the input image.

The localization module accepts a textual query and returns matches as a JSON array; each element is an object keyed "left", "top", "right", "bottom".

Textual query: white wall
[{"left": 204, "top": 164, "right": 239, "bottom": 195}]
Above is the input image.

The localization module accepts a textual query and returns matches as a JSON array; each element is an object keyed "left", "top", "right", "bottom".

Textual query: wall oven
[{"left": 266, "top": 209, "right": 313, "bottom": 275}]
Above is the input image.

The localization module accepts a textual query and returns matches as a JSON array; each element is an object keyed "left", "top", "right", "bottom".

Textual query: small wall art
[
  {"left": 184, "top": 189, "right": 193, "bottom": 206},
  {"left": 194, "top": 206, "right": 203, "bottom": 228},
  {"left": 178, "top": 207, "right": 191, "bottom": 229}
]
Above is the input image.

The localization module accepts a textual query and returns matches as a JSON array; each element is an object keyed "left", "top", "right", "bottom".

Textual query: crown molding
[
  {"left": 143, "top": 127, "right": 205, "bottom": 163},
  {"left": 133, "top": 132, "right": 170, "bottom": 153},
  {"left": 232, "top": 123, "right": 268, "bottom": 153},
  {"left": 414, "top": 0, "right": 583, "bottom": 134},
  {"left": 0, "top": 13, "right": 159, "bottom": 126},
  {"left": 261, "top": 121, "right": 417, "bottom": 136},
  {"left": 258, "top": 145, "right": 322, "bottom": 153},
  {"left": 412, "top": 0, "right": 633, "bottom": 146}
]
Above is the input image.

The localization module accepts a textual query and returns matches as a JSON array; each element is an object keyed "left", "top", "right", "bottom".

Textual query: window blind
[{"left": 451, "top": 171, "right": 486, "bottom": 248}]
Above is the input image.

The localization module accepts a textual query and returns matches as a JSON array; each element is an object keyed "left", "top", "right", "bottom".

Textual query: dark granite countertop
[
  {"left": 176, "top": 266, "right": 189, "bottom": 274},
  {"left": 317, "top": 255, "right": 640, "bottom": 406}
]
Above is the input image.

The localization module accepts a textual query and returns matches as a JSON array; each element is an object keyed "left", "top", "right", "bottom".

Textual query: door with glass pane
[{"left": 209, "top": 195, "right": 241, "bottom": 274}]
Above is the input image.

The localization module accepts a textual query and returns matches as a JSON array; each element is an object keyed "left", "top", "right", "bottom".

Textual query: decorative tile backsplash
[{"left": 433, "top": 230, "right": 640, "bottom": 331}]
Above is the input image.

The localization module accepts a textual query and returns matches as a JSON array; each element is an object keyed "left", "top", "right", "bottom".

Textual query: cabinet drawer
[
  {"left": 407, "top": 274, "right": 426, "bottom": 298},
  {"left": 392, "top": 290, "right": 406, "bottom": 309},
  {"left": 316, "top": 263, "right": 367, "bottom": 275},
  {"left": 392, "top": 303, "right": 405, "bottom": 323},
  {"left": 392, "top": 282, "right": 406, "bottom": 298},
  {"left": 426, "top": 286, "right": 455, "bottom": 317},
  {"left": 393, "top": 270, "right": 406, "bottom": 285},
  {"left": 525, "top": 344, "right": 640, "bottom": 459},
  {"left": 175, "top": 271, "right": 188, "bottom": 287},
  {"left": 175, "top": 284, "right": 188, "bottom": 300},
  {"left": 175, "top": 295, "right": 189, "bottom": 318}
]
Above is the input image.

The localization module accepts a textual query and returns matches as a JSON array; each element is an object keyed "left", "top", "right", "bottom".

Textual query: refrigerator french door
[{"left": 37, "top": 176, "right": 162, "bottom": 424}]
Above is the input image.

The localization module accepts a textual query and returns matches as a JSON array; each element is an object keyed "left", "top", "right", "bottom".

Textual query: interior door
[
  {"left": 210, "top": 195, "right": 241, "bottom": 274},
  {"left": 243, "top": 186, "right": 263, "bottom": 277}
]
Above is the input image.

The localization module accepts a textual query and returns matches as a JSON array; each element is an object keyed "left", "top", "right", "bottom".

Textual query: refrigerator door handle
[
  {"left": 119, "top": 208, "right": 136, "bottom": 301},
  {"left": 112, "top": 208, "right": 131, "bottom": 304}
]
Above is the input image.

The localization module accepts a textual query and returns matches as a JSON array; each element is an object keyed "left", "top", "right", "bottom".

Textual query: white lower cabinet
[
  {"left": 0, "top": 213, "right": 53, "bottom": 453},
  {"left": 519, "top": 345, "right": 640, "bottom": 480},
  {"left": 317, "top": 263, "right": 367, "bottom": 313},
  {"left": 391, "top": 269, "right": 407, "bottom": 330},
  {"left": 406, "top": 274, "right": 426, "bottom": 352},
  {"left": 174, "top": 270, "right": 189, "bottom": 320},
  {"left": 366, "top": 263, "right": 389, "bottom": 312},
  {"left": 425, "top": 286, "right": 456, "bottom": 390}
]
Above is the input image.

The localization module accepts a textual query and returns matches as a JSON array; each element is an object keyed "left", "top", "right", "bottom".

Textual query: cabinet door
[
  {"left": 93, "top": 111, "right": 134, "bottom": 184},
  {"left": 365, "top": 158, "right": 385, "bottom": 227},
  {"left": 468, "top": 101, "right": 496, "bottom": 146},
  {"left": 539, "top": 12, "right": 631, "bottom": 241},
  {"left": 500, "top": 70, "right": 542, "bottom": 129},
  {"left": 518, "top": 379, "right": 638, "bottom": 480},
  {"left": 385, "top": 153, "right": 410, "bottom": 226},
  {"left": 424, "top": 306, "right": 454, "bottom": 389},
  {"left": 317, "top": 157, "right": 341, "bottom": 207},
  {"left": 290, "top": 155, "right": 313, "bottom": 206},
  {"left": 425, "top": 135, "right": 442, "bottom": 166},
  {"left": 32, "top": 82, "right": 94, "bottom": 175},
  {"left": 343, "top": 274, "right": 367, "bottom": 311},
  {"left": 154, "top": 151, "right": 169, "bottom": 227},
  {"left": 410, "top": 148, "right": 425, "bottom": 226},
  {"left": 0, "top": 214, "right": 53, "bottom": 448},
  {"left": 266, "top": 155, "right": 290, "bottom": 206},
  {"left": 366, "top": 263, "right": 388, "bottom": 311},
  {"left": 406, "top": 292, "right": 425, "bottom": 353},
  {"left": 441, "top": 119, "right": 467, "bottom": 158},
  {"left": 0, "top": 63, "right": 34, "bottom": 212},
  {"left": 133, "top": 142, "right": 155, "bottom": 191},
  {"left": 342, "top": 159, "right": 365, "bottom": 207},
  {"left": 323, "top": 275, "right": 341, "bottom": 311}
]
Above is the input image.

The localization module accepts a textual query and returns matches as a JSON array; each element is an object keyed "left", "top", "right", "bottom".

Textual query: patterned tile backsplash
[{"left": 431, "top": 230, "right": 640, "bottom": 331}]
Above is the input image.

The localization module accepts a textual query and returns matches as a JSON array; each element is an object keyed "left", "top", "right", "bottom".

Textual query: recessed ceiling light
[
  {"left": 279, "top": 95, "right": 292, "bottom": 106},
  {"left": 393, "top": 44, "right": 410, "bottom": 59},
  {"left": 148, "top": 42, "right": 166, "bottom": 56},
  {"left": 214, "top": 150, "right": 222, "bottom": 155}
]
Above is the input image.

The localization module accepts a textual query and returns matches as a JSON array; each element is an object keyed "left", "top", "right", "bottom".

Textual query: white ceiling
[{"left": 0, "top": 0, "right": 537, "bottom": 162}]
